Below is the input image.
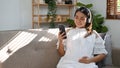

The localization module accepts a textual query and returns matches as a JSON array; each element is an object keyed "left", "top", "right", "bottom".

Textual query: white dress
[{"left": 56, "top": 28, "right": 108, "bottom": 68}]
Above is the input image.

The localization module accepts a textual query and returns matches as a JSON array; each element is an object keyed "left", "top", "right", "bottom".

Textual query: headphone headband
[{"left": 86, "top": 8, "right": 92, "bottom": 23}]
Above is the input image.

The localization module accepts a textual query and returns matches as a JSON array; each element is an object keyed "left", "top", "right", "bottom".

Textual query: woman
[{"left": 56, "top": 7, "right": 107, "bottom": 68}]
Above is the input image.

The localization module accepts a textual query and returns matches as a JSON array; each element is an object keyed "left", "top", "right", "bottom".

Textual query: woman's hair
[{"left": 74, "top": 7, "right": 93, "bottom": 38}]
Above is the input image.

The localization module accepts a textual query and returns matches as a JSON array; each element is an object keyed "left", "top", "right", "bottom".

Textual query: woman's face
[{"left": 74, "top": 11, "right": 87, "bottom": 28}]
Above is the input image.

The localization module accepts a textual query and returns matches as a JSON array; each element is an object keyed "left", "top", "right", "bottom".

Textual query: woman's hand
[
  {"left": 79, "top": 56, "right": 92, "bottom": 64},
  {"left": 79, "top": 54, "right": 106, "bottom": 64},
  {"left": 58, "top": 32, "right": 66, "bottom": 43}
]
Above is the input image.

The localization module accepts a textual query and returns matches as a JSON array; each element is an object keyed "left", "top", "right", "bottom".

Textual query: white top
[{"left": 56, "top": 28, "right": 108, "bottom": 68}]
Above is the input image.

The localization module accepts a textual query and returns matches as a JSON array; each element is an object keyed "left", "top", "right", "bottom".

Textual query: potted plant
[
  {"left": 67, "top": 2, "right": 108, "bottom": 34},
  {"left": 66, "top": 18, "right": 75, "bottom": 27},
  {"left": 44, "top": 0, "right": 57, "bottom": 28}
]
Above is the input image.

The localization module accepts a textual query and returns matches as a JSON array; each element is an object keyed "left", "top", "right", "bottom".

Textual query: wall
[
  {"left": 0, "top": 0, "right": 20, "bottom": 30},
  {"left": 19, "top": 0, "right": 32, "bottom": 29},
  {"left": 0, "top": 0, "right": 32, "bottom": 31},
  {"left": 79, "top": 0, "right": 120, "bottom": 48}
]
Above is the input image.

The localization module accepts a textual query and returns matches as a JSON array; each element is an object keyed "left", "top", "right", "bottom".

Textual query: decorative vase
[
  {"left": 40, "top": 0, "right": 44, "bottom": 4},
  {"left": 57, "top": 0, "right": 62, "bottom": 4},
  {"left": 65, "top": 0, "right": 72, "bottom": 4},
  {"left": 44, "top": 0, "right": 49, "bottom": 4}
]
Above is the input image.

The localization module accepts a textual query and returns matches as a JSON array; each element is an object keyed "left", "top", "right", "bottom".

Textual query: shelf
[
  {"left": 33, "top": 3, "right": 75, "bottom": 7},
  {"left": 32, "top": 0, "right": 77, "bottom": 28},
  {"left": 33, "top": 15, "right": 70, "bottom": 17},
  {"left": 33, "top": 21, "right": 66, "bottom": 23}
]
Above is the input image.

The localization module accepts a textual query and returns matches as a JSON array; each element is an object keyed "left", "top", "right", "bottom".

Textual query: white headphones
[{"left": 86, "top": 8, "right": 92, "bottom": 24}]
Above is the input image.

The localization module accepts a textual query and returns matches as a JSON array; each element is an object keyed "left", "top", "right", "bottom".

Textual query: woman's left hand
[{"left": 79, "top": 56, "right": 92, "bottom": 64}]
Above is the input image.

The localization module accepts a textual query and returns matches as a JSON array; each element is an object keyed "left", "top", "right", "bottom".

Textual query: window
[
  {"left": 107, "top": 0, "right": 120, "bottom": 19},
  {"left": 117, "top": 0, "right": 120, "bottom": 13}
]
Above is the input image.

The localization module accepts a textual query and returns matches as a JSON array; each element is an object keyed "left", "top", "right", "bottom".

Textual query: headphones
[
  {"left": 86, "top": 8, "right": 92, "bottom": 24},
  {"left": 76, "top": 7, "right": 92, "bottom": 24},
  {"left": 75, "top": 7, "right": 92, "bottom": 24}
]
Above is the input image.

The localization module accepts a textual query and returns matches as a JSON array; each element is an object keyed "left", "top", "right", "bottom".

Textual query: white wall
[
  {"left": 105, "top": 20, "right": 120, "bottom": 49},
  {"left": 78, "top": 0, "right": 120, "bottom": 48},
  {"left": 0, "top": 0, "right": 32, "bottom": 31},
  {"left": 0, "top": 0, "right": 20, "bottom": 30},
  {"left": 19, "top": 0, "right": 32, "bottom": 29}
]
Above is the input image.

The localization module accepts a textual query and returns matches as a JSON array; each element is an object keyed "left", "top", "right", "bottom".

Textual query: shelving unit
[{"left": 32, "top": 0, "right": 77, "bottom": 28}]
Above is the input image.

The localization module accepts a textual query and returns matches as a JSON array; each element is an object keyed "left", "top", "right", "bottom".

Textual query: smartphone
[{"left": 58, "top": 24, "right": 67, "bottom": 39}]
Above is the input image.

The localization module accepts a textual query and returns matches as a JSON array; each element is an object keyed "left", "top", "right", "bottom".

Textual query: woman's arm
[
  {"left": 57, "top": 32, "right": 66, "bottom": 56},
  {"left": 90, "top": 53, "right": 106, "bottom": 63},
  {"left": 58, "top": 42, "right": 65, "bottom": 56},
  {"left": 79, "top": 54, "right": 106, "bottom": 64},
  {"left": 57, "top": 29, "right": 70, "bottom": 56}
]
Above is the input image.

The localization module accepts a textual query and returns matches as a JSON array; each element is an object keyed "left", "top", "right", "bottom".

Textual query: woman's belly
[{"left": 57, "top": 59, "right": 98, "bottom": 68}]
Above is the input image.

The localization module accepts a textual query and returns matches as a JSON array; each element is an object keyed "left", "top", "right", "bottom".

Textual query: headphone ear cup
[
  {"left": 87, "top": 8, "right": 92, "bottom": 23},
  {"left": 88, "top": 17, "right": 90, "bottom": 23},
  {"left": 86, "top": 17, "right": 89, "bottom": 24},
  {"left": 86, "top": 16, "right": 91, "bottom": 23}
]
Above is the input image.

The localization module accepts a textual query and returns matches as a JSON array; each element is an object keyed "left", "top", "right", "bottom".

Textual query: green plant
[
  {"left": 92, "top": 14, "right": 108, "bottom": 33},
  {"left": 44, "top": 0, "right": 57, "bottom": 28},
  {"left": 76, "top": 2, "right": 93, "bottom": 8},
  {"left": 66, "top": 18, "right": 75, "bottom": 27},
  {"left": 67, "top": 2, "right": 108, "bottom": 33}
]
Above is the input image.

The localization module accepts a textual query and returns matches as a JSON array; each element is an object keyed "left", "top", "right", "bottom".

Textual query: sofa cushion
[
  {"left": 0, "top": 31, "right": 19, "bottom": 47},
  {"left": 3, "top": 46, "right": 60, "bottom": 68},
  {"left": 95, "top": 33, "right": 113, "bottom": 68},
  {"left": 0, "top": 29, "right": 61, "bottom": 68},
  {"left": 104, "top": 34, "right": 112, "bottom": 65}
]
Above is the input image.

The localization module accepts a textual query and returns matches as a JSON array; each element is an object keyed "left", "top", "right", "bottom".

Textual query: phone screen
[{"left": 58, "top": 24, "right": 67, "bottom": 39}]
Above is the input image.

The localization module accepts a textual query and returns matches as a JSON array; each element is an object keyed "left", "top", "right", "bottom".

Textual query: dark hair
[{"left": 74, "top": 7, "right": 93, "bottom": 38}]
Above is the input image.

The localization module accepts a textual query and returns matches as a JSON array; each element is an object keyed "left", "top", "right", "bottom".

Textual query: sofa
[{"left": 0, "top": 28, "right": 120, "bottom": 68}]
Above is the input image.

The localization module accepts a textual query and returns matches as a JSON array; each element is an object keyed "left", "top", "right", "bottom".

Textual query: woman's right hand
[{"left": 58, "top": 32, "right": 66, "bottom": 43}]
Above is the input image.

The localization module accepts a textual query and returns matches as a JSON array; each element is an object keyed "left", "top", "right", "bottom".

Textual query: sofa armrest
[
  {"left": 104, "top": 34, "right": 112, "bottom": 65},
  {"left": 0, "top": 62, "right": 2, "bottom": 68},
  {"left": 102, "top": 65, "right": 120, "bottom": 68}
]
